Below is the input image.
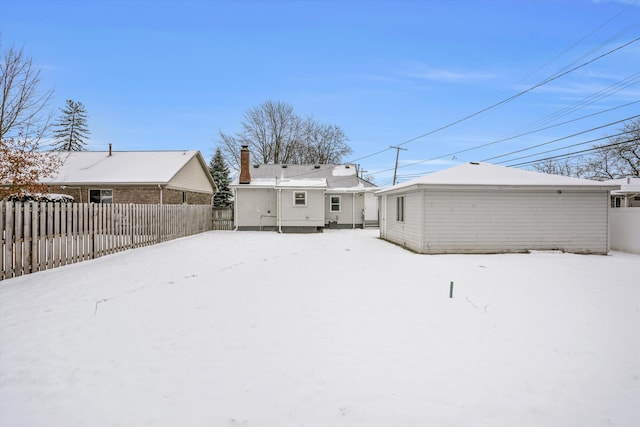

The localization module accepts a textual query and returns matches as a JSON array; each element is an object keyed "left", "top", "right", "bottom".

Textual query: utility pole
[{"left": 390, "top": 145, "right": 407, "bottom": 185}]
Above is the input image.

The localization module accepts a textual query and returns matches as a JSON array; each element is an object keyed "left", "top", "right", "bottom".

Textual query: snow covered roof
[
  {"left": 45, "top": 150, "right": 214, "bottom": 187},
  {"left": 231, "top": 163, "right": 375, "bottom": 190},
  {"left": 275, "top": 178, "right": 327, "bottom": 188},
  {"left": 603, "top": 177, "right": 640, "bottom": 195},
  {"left": 377, "top": 162, "right": 621, "bottom": 194}
]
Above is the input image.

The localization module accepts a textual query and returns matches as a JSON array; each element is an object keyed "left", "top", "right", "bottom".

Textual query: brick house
[{"left": 44, "top": 148, "right": 217, "bottom": 204}]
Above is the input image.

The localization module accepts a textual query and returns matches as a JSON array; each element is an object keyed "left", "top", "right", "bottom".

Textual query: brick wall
[{"left": 50, "top": 185, "right": 212, "bottom": 205}]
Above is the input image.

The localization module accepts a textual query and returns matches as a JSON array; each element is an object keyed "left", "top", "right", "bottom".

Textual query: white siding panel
[
  {"left": 168, "top": 156, "right": 215, "bottom": 193},
  {"left": 280, "top": 189, "right": 324, "bottom": 227},
  {"left": 421, "top": 189, "right": 610, "bottom": 254},
  {"left": 383, "top": 191, "right": 422, "bottom": 252},
  {"left": 236, "top": 188, "right": 277, "bottom": 227},
  {"left": 325, "top": 193, "right": 365, "bottom": 226}
]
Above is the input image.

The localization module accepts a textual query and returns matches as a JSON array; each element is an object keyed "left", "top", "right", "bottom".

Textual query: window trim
[
  {"left": 293, "top": 191, "right": 307, "bottom": 207},
  {"left": 330, "top": 195, "right": 341, "bottom": 212},
  {"left": 396, "top": 196, "right": 404, "bottom": 222},
  {"left": 89, "top": 189, "right": 113, "bottom": 204}
]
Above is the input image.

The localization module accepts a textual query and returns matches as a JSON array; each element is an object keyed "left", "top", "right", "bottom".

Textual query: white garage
[{"left": 377, "top": 162, "right": 619, "bottom": 254}]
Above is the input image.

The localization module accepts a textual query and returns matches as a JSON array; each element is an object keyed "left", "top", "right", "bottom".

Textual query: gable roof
[
  {"left": 377, "top": 162, "right": 620, "bottom": 194},
  {"left": 231, "top": 163, "right": 376, "bottom": 190},
  {"left": 45, "top": 150, "right": 216, "bottom": 192}
]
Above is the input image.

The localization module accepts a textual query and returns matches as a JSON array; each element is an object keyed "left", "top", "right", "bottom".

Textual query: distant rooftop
[{"left": 45, "top": 150, "right": 205, "bottom": 185}]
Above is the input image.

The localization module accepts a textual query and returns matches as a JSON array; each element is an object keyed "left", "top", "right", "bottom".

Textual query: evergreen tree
[
  {"left": 52, "top": 99, "right": 90, "bottom": 151},
  {"left": 209, "top": 147, "right": 233, "bottom": 207}
]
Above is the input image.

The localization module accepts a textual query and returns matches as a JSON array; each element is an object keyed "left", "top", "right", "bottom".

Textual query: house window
[
  {"left": 293, "top": 191, "right": 307, "bottom": 206},
  {"left": 182, "top": 192, "right": 188, "bottom": 204},
  {"left": 330, "top": 195, "right": 341, "bottom": 212},
  {"left": 89, "top": 189, "right": 113, "bottom": 204},
  {"left": 396, "top": 196, "right": 404, "bottom": 221},
  {"left": 611, "top": 196, "right": 622, "bottom": 208}
]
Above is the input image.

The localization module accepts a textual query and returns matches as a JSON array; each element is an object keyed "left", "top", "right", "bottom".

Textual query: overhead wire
[
  {"left": 362, "top": 106, "right": 639, "bottom": 179},
  {"left": 505, "top": 136, "right": 640, "bottom": 168},
  {"left": 347, "top": 36, "right": 640, "bottom": 168},
  {"left": 481, "top": 114, "right": 640, "bottom": 162},
  {"left": 494, "top": 130, "right": 632, "bottom": 165}
]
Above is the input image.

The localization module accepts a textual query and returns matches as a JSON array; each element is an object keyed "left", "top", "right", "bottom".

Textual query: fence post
[
  {"left": 4, "top": 202, "right": 14, "bottom": 279},
  {"left": 24, "top": 203, "right": 32, "bottom": 275}
]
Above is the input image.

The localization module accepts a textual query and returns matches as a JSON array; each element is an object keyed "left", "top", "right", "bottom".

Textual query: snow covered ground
[{"left": 1, "top": 229, "right": 638, "bottom": 427}]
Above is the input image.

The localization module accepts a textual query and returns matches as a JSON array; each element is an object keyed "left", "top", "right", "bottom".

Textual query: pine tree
[
  {"left": 52, "top": 99, "right": 90, "bottom": 151},
  {"left": 209, "top": 147, "right": 233, "bottom": 207}
]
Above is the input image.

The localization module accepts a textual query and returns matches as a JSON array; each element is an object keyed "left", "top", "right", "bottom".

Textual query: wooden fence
[
  {"left": 1, "top": 202, "right": 215, "bottom": 280},
  {"left": 212, "top": 207, "right": 234, "bottom": 231}
]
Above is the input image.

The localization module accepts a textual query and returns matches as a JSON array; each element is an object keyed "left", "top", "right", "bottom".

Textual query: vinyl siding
[
  {"left": 236, "top": 188, "right": 277, "bottom": 228},
  {"left": 420, "top": 189, "right": 610, "bottom": 254},
  {"left": 324, "top": 193, "right": 365, "bottom": 226},
  {"left": 168, "top": 155, "right": 215, "bottom": 194},
  {"left": 280, "top": 189, "right": 324, "bottom": 227},
  {"left": 382, "top": 191, "right": 423, "bottom": 252}
]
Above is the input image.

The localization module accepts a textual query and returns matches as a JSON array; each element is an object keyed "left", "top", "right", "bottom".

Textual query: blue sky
[{"left": 1, "top": 0, "right": 639, "bottom": 185}]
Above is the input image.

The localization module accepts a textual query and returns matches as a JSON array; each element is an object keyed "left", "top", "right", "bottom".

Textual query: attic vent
[
  {"left": 314, "top": 165, "right": 320, "bottom": 169},
  {"left": 470, "top": 162, "right": 480, "bottom": 165},
  {"left": 282, "top": 164, "right": 288, "bottom": 168}
]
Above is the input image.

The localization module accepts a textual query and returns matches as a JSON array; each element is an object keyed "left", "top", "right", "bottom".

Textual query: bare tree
[
  {"left": 582, "top": 118, "right": 639, "bottom": 179},
  {"left": 532, "top": 118, "right": 640, "bottom": 180},
  {"left": 299, "top": 121, "right": 351, "bottom": 164},
  {"left": 533, "top": 158, "right": 584, "bottom": 177},
  {"left": 218, "top": 100, "right": 351, "bottom": 170},
  {"left": 0, "top": 38, "right": 60, "bottom": 198}
]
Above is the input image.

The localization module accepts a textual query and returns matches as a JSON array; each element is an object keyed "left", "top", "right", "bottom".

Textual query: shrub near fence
[{"left": 1, "top": 202, "right": 214, "bottom": 280}]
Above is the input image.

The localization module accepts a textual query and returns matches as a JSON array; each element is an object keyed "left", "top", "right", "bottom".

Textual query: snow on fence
[
  {"left": 1, "top": 202, "right": 213, "bottom": 280},
  {"left": 609, "top": 207, "right": 640, "bottom": 254}
]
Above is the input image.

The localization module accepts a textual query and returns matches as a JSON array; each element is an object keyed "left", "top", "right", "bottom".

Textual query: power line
[
  {"left": 481, "top": 114, "right": 640, "bottom": 162},
  {"left": 505, "top": 136, "right": 639, "bottom": 168},
  {"left": 516, "top": 71, "right": 640, "bottom": 133},
  {"left": 363, "top": 106, "right": 639, "bottom": 178},
  {"left": 494, "top": 130, "right": 631, "bottom": 165},
  {"left": 392, "top": 37, "right": 640, "bottom": 149},
  {"left": 346, "top": 36, "right": 640, "bottom": 170},
  {"left": 513, "top": 4, "right": 637, "bottom": 86}
]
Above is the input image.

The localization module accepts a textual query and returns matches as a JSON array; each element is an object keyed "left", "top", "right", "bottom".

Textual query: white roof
[
  {"left": 377, "top": 162, "right": 620, "bottom": 194},
  {"left": 46, "top": 150, "right": 206, "bottom": 185},
  {"left": 276, "top": 178, "right": 327, "bottom": 188},
  {"left": 603, "top": 177, "right": 640, "bottom": 195},
  {"left": 230, "top": 163, "right": 370, "bottom": 189}
]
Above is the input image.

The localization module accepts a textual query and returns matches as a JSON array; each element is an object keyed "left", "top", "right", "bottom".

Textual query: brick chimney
[{"left": 239, "top": 145, "right": 251, "bottom": 184}]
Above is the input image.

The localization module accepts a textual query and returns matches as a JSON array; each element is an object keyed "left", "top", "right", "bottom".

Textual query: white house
[
  {"left": 376, "top": 162, "right": 619, "bottom": 254},
  {"left": 231, "top": 146, "right": 377, "bottom": 232},
  {"left": 605, "top": 177, "right": 640, "bottom": 208}
]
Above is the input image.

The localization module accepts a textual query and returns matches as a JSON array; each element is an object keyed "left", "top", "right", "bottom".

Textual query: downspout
[
  {"left": 278, "top": 188, "right": 283, "bottom": 233},
  {"left": 233, "top": 187, "right": 239, "bottom": 231},
  {"left": 352, "top": 192, "right": 356, "bottom": 229}
]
